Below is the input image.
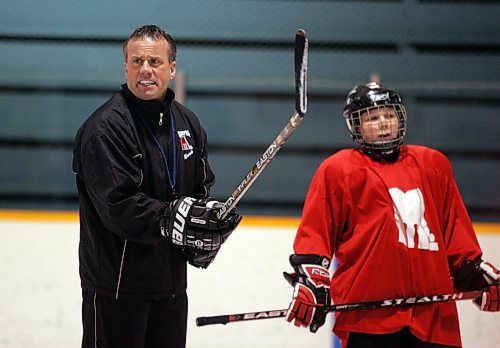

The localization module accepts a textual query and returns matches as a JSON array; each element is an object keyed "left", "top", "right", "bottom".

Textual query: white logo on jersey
[{"left": 388, "top": 188, "right": 438, "bottom": 251}]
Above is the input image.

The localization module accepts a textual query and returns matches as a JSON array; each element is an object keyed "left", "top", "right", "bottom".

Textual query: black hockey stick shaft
[
  {"left": 216, "top": 29, "right": 308, "bottom": 220},
  {"left": 195, "top": 290, "right": 484, "bottom": 326}
]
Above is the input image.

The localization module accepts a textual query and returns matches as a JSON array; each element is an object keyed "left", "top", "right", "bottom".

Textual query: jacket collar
[{"left": 121, "top": 84, "right": 175, "bottom": 118}]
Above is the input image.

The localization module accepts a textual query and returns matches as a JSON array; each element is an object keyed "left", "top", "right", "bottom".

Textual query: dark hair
[{"left": 123, "top": 25, "right": 177, "bottom": 62}]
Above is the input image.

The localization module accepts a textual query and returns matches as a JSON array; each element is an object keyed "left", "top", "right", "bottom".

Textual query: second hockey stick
[
  {"left": 196, "top": 290, "right": 484, "bottom": 326},
  {"left": 216, "top": 29, "right": 308, "bottom": 220}
]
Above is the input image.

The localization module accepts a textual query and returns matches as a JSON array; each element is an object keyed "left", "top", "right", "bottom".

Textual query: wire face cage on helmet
[{"left": 343, "top": 83, "right": 407, "bottom": 156}]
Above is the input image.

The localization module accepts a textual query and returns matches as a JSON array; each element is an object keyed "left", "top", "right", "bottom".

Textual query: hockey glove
[
  {"left": 181, "top": 248, "right": 220, "bottom": 269},
  {"left": 284, "top": 254, "right": 331, "bottom": 333},
  {"left": 454, "top": 258, "right": 500, "bottom": 312},
  {"left": 161, "top": 197, "right": 242, "bottom": 267},
  {"left": 473, "top": 262, "right": 499, "bottom": 311}
]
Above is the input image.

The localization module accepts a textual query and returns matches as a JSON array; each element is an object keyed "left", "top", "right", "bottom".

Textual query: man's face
[
  {"left": 125, "top": 36, "right": 176, "bottom": 101},
  {"left": 359, "top": 106, "right": 399, "bottom": 144}
]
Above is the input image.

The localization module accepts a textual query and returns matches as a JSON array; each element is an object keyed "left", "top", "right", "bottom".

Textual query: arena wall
[{"left": 0, "top": 213, "right": 498, "bottom": 348}]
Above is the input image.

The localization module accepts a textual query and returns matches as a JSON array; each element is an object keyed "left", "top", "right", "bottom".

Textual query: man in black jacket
[{"left": 73, "top": 25, "right": 241, "bottom": 348}]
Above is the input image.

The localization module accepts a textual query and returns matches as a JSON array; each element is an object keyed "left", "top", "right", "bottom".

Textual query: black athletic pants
[
  {"left": 81, "top": 291, "right": 188, "bottom": 348},
  {"left": 346, "top": 327, "right": 459, "bottom": 348}
]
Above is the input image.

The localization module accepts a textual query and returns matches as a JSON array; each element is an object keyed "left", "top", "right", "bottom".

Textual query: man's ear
[{"left": 170, "top": 61, "right": 176, "bottom": 80}]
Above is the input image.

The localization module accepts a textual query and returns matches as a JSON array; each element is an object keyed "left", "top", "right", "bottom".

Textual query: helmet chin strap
[{"left": 362, "top": 146, "right": 401, "bottom": 163}]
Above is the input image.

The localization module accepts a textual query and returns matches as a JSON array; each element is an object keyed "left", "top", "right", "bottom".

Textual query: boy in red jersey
[{"left": 285, "top": 82, "right": 499, "bottom": 347}]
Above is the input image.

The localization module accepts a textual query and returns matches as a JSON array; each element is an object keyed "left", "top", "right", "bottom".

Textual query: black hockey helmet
[{"left": 342, "top": 82, "right": 407, "bottom": 155}]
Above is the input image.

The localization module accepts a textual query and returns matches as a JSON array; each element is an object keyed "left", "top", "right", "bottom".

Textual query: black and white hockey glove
[
  {"left": 284, "top": 254, "right": 332, "bottom": 333},
  {"left": 454, "top": 258, "right": 500, "bottom": 312},
  {"left": 181, "top": 248, "right": 221, "bottom": 269},
  {"left": 161, "top": 197, "right": 242, "bottom": 267}
]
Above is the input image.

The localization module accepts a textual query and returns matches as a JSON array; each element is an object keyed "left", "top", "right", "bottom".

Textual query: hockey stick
[
  {"left": 195, "top": 290, "right": 484, "bottom": 326},
  {"left": 216, "top": 29, "right": 308, "bottom": 220}
]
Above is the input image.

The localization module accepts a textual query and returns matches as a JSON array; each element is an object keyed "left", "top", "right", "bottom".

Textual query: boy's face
[{"left": 359, "top": 106, "right": 399, "bottom": 144}]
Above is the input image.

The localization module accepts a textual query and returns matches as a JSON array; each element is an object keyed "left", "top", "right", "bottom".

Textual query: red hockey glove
[
  {"left": 454, "top": 258, "right": 500, "bottom": 312},
  {"left": 476, "top": 285, "right": 500, "bottom": 312},
  {"left": 474, "top": 261, "right": 500, "bottom": 312},
  {"left": 284, "top": 254, "right": 331, "bottom": 333}
]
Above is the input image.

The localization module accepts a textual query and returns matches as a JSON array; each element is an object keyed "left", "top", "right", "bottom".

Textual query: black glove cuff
[
  {"left": 183, "top": 247, "right": 220, "bottom": 269},
  {"left": 289, "top": 254, "right": 330, "bottom": 269},
  {"left": 167, "top": 197, "right": 196, "bottom": 245},
  {"left": 454, "top": 257, "right": 489, "bottom": 291}
]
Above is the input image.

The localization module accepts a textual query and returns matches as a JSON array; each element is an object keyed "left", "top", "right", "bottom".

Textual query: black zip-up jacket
[{"left": 72, "top": 85, "right": 215, "bottom": 299}]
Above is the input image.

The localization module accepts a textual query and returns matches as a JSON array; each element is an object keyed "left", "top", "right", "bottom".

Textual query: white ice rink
[{"left": 0, "top": 216, "right": 499, "bottom": 348}]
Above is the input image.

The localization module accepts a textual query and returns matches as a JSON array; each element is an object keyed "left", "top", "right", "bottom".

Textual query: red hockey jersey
[{"left": 293, "top": 145, "right": 482, "bottom": 347}]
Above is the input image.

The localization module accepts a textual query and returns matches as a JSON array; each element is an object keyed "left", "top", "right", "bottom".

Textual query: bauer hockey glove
[
  {"left": 284, "top": 254, "right": 331, "bottom": 333},
  {"left": 160, "top": 197, "right": 242, "bottom": 268},
  {"left": 454, "top": 258, "right": 500, "bottom": 312},
  {"left": 181, "top": 248, "right": 221, "bottom": 269}
]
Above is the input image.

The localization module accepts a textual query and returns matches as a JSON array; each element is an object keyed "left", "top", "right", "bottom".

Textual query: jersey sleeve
[
  {"left": 432, "top": 151, "right": 483, "bottom": 273},
  {"left": 293, "top": 157, "right": 348, "bottom": 260}
]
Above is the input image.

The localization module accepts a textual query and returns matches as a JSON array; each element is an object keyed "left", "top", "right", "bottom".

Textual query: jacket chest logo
[{"left": 177, "top": 130, "right": 194, "bottom": 159}]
